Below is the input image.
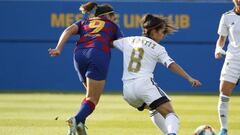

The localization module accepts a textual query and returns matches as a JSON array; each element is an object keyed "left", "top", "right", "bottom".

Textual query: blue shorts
[{"left": 74, "top": 48, "right": 111, "bottom": 82}]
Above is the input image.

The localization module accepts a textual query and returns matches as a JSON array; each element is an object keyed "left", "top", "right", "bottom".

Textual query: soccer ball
[{"left": 193, "top": 125, "right": 216, "bottom": 135}]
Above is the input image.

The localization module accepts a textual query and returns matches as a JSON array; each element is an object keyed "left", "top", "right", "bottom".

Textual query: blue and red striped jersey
[{"left": 74, "top": 16, "right": 123, "bottom": 53}]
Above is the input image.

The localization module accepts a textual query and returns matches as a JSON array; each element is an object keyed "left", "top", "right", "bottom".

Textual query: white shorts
[
  {"left": 220, "top": 56, "right": 240, "bottom": 84},
  {"left": 123, "top": 78, "right": 170, "bottom": 111}
]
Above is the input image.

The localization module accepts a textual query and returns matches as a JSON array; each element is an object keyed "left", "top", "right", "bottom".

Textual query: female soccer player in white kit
[
  {"left": 215, "top": 0, "right": 240, "bottom": 134},
  {"left": 113, "top": 14, "right": 201, "bottom": 135}
]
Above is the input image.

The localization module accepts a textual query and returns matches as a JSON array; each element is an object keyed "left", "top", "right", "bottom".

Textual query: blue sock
[{"left": 75, "top": 98, "right": 95, "bottom": 124}]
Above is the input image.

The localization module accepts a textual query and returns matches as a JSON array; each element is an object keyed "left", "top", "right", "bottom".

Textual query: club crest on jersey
[{"left": 230, "top": 22, "right": 235, "bottom": 27}]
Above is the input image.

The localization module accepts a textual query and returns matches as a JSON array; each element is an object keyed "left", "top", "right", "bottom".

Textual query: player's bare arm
[
  {"left": 168, "top": 62, "right": 202, "bottom": 87},
  {"left": 48, "top": 24, "right": 79, "bottom": 57}
]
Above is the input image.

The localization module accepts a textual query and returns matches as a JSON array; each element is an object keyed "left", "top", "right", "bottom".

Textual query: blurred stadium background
[{"left": 0, "top": 0, "right": 239, "bottom": 135}]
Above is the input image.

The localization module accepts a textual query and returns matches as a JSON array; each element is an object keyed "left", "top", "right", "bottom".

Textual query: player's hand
[
  {"left": 215, "top": 46, "right": 226, "bottom": 59},
  {"left": 215, "top": 52, "right": 223, "bottom": 59},
  {"left": 48, "top": 48, "right": 61, "bottom": 57},
  {"left": 188, "top": 78, "right": 202, "bottom": 87}
]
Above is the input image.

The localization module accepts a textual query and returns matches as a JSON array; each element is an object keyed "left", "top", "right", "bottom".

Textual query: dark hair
[
  {"left": 80, "top": 2, "right": 114, "bottom": 17},
  {"left": 140, "top": 14, "right": 177, "bottom": 37}
]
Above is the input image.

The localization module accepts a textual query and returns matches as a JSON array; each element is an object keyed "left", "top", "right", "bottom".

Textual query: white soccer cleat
[
  {"left": 66, "top": 117, "right": 77, "bottom": 135},
  {"left": 76, "top": 122, "right": 88, "bottom": 135}
]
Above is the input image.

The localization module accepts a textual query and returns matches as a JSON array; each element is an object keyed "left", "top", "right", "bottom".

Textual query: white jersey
[
  {"left": 113, "top": 36, "right": 174, "bottom": 81},
  {"left": 218, "top": 10, "right": 240, "bottom": 56}
]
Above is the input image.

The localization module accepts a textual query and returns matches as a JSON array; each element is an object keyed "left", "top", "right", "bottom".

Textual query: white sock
[
  {"left": 218, "top": 94, "right": 230, "bottom": 129},
  {"left": 165, "top": 113, "right": 179, "bottom": 134},
  {"left": 149, "top": 110, "right": 168, "bottom": 134}
]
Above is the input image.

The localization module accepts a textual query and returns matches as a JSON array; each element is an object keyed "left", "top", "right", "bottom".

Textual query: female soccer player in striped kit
[
  {"left": 49, "top": 2, "right": 123, "bottom": 135},
  {"left": 113, "top": 14, "right": 201, "bottom": 135},
  {"left": 215, "top": 0, "right": 240, "bottom": 134}
]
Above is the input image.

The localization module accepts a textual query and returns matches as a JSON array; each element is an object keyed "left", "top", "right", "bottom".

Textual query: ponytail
[
  {"left": 80, "top": 2, "right": 114, "bottom": 17},
  {"left": 80, "top": 2, "right": 98, "bottom": 14}
]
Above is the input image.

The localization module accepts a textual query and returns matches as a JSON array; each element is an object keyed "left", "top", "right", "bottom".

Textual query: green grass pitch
[{"left": 0, "top": 93, "right": 239, "bottom": 135}]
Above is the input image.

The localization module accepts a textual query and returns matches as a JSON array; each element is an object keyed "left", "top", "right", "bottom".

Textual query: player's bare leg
[
  {"left": 66, "top": 82, "right": 87, "bottom": 135},
  {"left": 218, "top": 80, "right": 235, "bottom": 135},
  {"left": 74, "top": 78, "right": 105, "bottom": 135},
  {"left": 85, "top": 78, "right": 105, "bottom": 105},
  {"left": 155, "top": 102, "right": 179, "bottom": 135}
]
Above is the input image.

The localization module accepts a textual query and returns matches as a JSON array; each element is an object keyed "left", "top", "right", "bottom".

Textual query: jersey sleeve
[
  {"left": 74, "top": 20, "right": 83, "bottom": 34},
  {"left": 113, "top": 37, "right": 127, "bottom": 51},
  {"left": 218, "top": 14, "right": 228, "bottom": 36},
  {"left": 155, "top": 46, "right": 175, "bottom": 68}
]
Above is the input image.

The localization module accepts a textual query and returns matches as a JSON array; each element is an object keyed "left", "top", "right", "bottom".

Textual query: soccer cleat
[
  {"left": 66, "top": 117, "right": 77, "bottom": 135},
  {"left": 76, "top": 122, "right": 88, "bottom": 135},
  {"left": 218, "top": 128, "right": 227, "bottom": 135}
]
